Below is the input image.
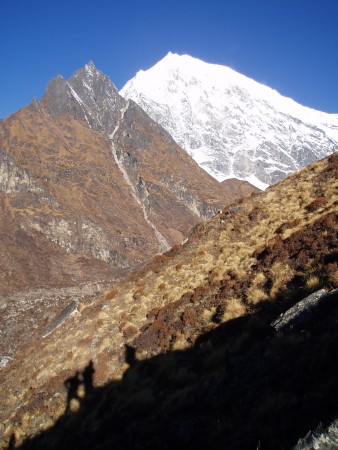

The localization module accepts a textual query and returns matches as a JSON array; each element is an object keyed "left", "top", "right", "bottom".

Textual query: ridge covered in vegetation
[{"left": 0, "top": 153, "right": 337, "bottom": 449}]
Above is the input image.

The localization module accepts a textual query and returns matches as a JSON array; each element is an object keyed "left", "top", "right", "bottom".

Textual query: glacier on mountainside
[{"left": 120, "top": 52, "right": 338, "bottom": 188}]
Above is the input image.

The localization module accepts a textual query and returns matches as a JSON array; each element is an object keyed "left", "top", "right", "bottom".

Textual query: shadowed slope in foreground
[
  {"left": 1, "top": 154, "right": 337, "bottom": 449},
  {"left": 13, "top": 288, "right": 338, "bottom": 450}
]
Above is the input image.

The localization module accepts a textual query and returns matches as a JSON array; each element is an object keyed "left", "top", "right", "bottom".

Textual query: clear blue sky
[{"left": 1, "top": 0, "right": 337, "bottom": 118}]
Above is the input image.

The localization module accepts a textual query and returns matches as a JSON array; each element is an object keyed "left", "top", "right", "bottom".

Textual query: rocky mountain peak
[
  {"left": 0, "top": 62, "right": 257, "bottom": 366},
  {"left": 41, "top": 74, "right": 71, "bottom": 117},
  {"left": 42, "top": 63, "right": 124, "bottom": 132},
  {"left": 27, "top": 97, "right": 44, "bottom": 113},
  {"left": 84, "top": 60, "right": 97, "bottom": 73}
]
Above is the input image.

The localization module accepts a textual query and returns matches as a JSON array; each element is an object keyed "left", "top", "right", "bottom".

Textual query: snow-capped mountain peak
[{"left": 121, "top": 53, "right": 338, "bottom": 188}]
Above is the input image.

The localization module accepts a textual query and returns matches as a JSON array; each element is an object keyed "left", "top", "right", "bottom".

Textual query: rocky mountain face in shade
[
  {"left": 121, "top": 52, "right": 338, "bottom": 189},
  {"left": 41, "top": 62, "right": 125, "bottom": 132},
  {"left": 0, "top": 153, "right": 337, "bottom": 449},
  {"left": 0, "top": 63, "right": 257, "bottom": 362}
]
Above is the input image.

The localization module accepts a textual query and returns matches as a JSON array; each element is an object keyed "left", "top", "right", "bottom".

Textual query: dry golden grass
[
  {"left": 221, "top": 298, "right": 247, "bottom": 322},
  {"left": 306, "top": 275, "right": 320, "bottom": 290},
  {"left": 202, "top": 307, "right": 217, "bottom": 322},
  {"left": 247, "top": 287, "right": 269, "bottom": 305},
  {"left": 1, "top": 155, "right": 337, "bottom": 447},
  {"left": 132, "top": 285, "right": 146, "bottom": 300},
  {"left": 172, "top": 335, "right": 190, "bottom": 351},
  {"left": 247, "top": 273, "right": 269, "bottom": 304},
  {"left": 269, "top": 262, "right": 294, "bottom": 298},
  {"left": 329, "top": 269, "right": 338, "bottom": 287}
]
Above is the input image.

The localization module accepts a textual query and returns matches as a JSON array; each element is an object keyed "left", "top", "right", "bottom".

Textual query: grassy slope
[
  {"left": 1, "top": 104, "right": 254, "bottom": 360},
  {"left": 0, "top": 153, "right": 337, "bottom": 449}
]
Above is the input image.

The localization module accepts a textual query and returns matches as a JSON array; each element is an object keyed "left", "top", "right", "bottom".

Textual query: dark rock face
[
  {"left": 43, "top": 301, "right": 78, "bottom": 337},
  {"left": 272, "top": 289, "right": 337, "bottom": 332},
  {"left": 42, "top": 63, "right": 124, "bottom": 132}
]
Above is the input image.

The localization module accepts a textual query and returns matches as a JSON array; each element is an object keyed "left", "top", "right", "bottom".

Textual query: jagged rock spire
[{"left": 41, "top": 63, "right": 125, "bottom": 132}]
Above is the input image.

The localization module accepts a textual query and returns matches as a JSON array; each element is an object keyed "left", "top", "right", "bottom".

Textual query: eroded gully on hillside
[{"left": 109, "top": 101, "right": 170, "bottom": 253}]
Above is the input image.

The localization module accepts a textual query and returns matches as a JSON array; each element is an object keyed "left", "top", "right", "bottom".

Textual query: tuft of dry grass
[
  {"left": 133, "top": 284, "right": 146, "bottom": 300},
  {"left": 247, "top": 272, "right": 269, "bottom": 304},
  {"left": 269, "top": 262, "right": 294, "bottom": 298},
  {"left": 247, "top": 288, "right": 268, "bottom": 305},
  {"left": 202, "top": 307, "right": 217, "bottom": 322},
  {"left": 221, "top": 298, "right": 247, "bottom": 322},
  {"left": 172, "top": 334, "right": 189, "bottom": 351},
  {"left": 306, "top": 275, "right": 320, "bottom": 290},
  {"left": 329, "top": 269, "right": 338, "bottom": 287}
]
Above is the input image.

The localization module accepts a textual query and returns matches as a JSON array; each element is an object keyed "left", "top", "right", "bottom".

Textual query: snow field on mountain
[{"left": 121, "top": 53, "right": 338, "bottom": 188}]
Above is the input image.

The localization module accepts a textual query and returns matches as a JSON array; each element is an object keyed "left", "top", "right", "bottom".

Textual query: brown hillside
[
  {"left": 0, "top": 153, "right": 337, "bottom": 448},
  {"left": 0, "top": 66, "right": 255, "bottom": 358},
  {"left": 222, "top": 177, "right": 261, "bottom": 197}
]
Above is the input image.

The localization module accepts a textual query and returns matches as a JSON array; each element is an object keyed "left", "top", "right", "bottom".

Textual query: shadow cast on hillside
[{"left": 11, "top": 292, "right": 338, "bottom": 450}]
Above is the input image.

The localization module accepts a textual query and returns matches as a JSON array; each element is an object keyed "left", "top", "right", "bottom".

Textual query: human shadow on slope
[
  {"left": 64, "top": 371, "right": 82, "bottom": 413},
  {"left": 13, "top": 291, "right": 338, "bottom": 450},
  {"left": 63, "top": 361, "right": 95, "bottom": 413}
]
